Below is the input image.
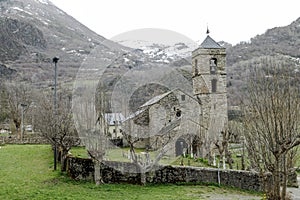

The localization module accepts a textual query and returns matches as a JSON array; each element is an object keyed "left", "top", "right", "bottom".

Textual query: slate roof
[
  {"left": 123, "top": 108, "right": 147, "bottom": 122},
  {"left": 140, "top": 91, "right": 173, "bottom": 108},
  {"left": 200, "top": 35, "right": 223, "bottom": 49},
  {"left": 140, "top": 88, "right": 196, "bottom": 108},
  {"left": 105, "top": 113, "right": 125, "bottom": 125}
]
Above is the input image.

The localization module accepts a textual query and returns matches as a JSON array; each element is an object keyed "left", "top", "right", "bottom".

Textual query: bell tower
[{"left": 192, "top": 33, "right": 227, "bottom": 155}]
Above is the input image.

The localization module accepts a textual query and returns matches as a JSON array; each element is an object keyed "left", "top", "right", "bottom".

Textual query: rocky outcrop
[
  {"left": 0, "top": 63, "right": 16, "bottom": 78},
  {"left": 0, "top": 17, "right": 46, "bottom": 62}
]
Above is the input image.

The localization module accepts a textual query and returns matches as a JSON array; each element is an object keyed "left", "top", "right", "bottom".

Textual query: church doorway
[{"left": 175, "top": 137, "right": 188, "bottom": 156}]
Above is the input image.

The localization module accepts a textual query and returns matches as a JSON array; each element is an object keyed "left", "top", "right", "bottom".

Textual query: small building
[{"left": 104, "top": 113, "right": 125, "bottom": 139}]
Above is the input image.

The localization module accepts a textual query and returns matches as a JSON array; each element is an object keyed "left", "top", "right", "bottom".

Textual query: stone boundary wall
[
  {"left": 66, "top": 156, "right": 270, "bottom": 192},
  {"left": 0, "top": 135, "right": 49, "bottom": 144}
]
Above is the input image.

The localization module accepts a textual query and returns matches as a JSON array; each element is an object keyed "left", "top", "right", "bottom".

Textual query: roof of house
[
  {"left": 140, "top": 91, "right": 173, "bottom": 108},
  {"left": 140, "top": 88, "right": 198, "bottom": 109},
  {"left": 123, "top": 108, "right": 147, "bottom": 122},
  {"left": 199, "top": 35, "right": 223, "bottom": 49},
  {"left": 105, "top": 113, "right": 125, "bottom": 125}
]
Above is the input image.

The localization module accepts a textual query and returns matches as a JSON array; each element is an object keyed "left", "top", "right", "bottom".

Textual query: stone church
[{"left": 123, "top": 34, "right": 228, "bottom": 158}]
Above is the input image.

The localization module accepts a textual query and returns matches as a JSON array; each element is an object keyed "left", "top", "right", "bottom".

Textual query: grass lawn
[
  {"left": 70, "top": 146, "right": 210, "bottom": 167},
  {"left": 0, "top": 145, "right": 262, "bottom": 200}
]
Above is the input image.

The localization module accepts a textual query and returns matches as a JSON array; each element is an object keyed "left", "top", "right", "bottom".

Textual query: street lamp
[
  {"left": 20, "top": 103, "right": 27, "bottom": 142},
  {"left": 53, "top": 57, "right": 59, "bottom": 113},
  {"left": 52, "top": 57, "right": 59, "bottom": 171}
]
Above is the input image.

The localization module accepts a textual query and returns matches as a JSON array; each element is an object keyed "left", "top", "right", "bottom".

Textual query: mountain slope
[
  {"left": 0, "top": 0, "right": 106, "bottom": 62},
  {"left": 227, "top": 17, "right": 300, "bottom": 66},
  {"left": 0, "top": 0, "right": 122, "bottom": 86},
  {"left": 0, "top": 63, "right": 16, "bottom": 78},
  {"left": 226, "top": 17, "right": 300, "bottom": 106},
  {"left": 0, "top": 17, "right": 47, "bottom": 62}
]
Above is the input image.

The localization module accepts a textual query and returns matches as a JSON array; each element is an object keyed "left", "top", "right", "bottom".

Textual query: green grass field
[
  {"left": 70, "top": 146, "right": 211, "bottom": 167},
  {"left": 0, "top": 145, "right": 262, "bottom": 200}
]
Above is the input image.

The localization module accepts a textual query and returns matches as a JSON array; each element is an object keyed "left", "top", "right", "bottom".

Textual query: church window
[
  {"left": 212, "top": 79, "right": 217, "bottom": 93},
  {"left": 194, "top": 59, "right": 198, "bottom": 75},
  {"left": 176, "top": 109, "right": 182, "bottom": 118},
  {"left": 181, "top": 95, "right": 185, "bottom": 101},
  {"left": 210, "top": 58, "right": 217, "bottom": 74}
]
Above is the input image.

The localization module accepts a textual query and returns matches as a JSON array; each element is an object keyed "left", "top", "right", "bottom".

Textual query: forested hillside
[{"left": 226, "top": 17, "right": 300, "bottom": 105}]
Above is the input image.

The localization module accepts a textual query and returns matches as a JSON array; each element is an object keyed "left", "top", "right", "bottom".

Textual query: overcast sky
[{"left": 50, "top": 0, "right": 299, "bottom": 45}]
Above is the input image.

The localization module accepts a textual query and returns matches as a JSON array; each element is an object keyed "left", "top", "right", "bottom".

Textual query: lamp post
[
  {"left": 53, "top": 57, "right": 59, "bottom": 171},
  {"left": 53, "top": 57, "right": 59, "bottom": 112},
  {"left": 20, "top": 103, "right": 27, "bottom": 142}
]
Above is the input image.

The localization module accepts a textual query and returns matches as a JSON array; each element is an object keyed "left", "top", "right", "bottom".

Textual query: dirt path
[
  {"left": 207, "top": 176, "right": 300, "bottom": 200},
  {"left": 288, "top": 177, "right": 300, "bottom": 200},
  {"left": 208, "top": 194, "right": 261, "bottom": 200}
]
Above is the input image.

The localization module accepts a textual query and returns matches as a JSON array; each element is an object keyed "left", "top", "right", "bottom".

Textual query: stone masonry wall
[
  {"left": 66, "top": 156, "right": 270, "bottom": 192},
  {"left": 0, "top": 135, "right": 49, "bottom": 144}
]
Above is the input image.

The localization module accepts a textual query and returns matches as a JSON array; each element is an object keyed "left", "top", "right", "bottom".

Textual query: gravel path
[
  {"left": 208, "top": 194, "right": 261, "bottom": 200},
  {"left": 205, "top": 176, "right": 300, "bottom": 200},
  {"left": 288, "top": 177, "right": 300, "bottom": 200}
]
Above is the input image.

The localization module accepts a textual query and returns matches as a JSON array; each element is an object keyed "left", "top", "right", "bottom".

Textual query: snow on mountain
[
  {"left": 116, "top": 39, "right": 197, "bottom": 64},
  {"left": 35, "top": 0, "right": 49, "bottom": 5}
]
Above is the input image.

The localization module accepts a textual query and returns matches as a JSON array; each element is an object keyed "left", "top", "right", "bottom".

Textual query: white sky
[{"left": 50, "top": 0, "right": 300, "bottom": 45}]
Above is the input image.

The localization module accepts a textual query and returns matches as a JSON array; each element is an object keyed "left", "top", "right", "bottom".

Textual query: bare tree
[
  {"left": 228, "top": 120, "right": 245, "bottom": 170},
  {"left": 287, "top": 146, "right": 299, "bottom": 170},
  {"left": 91, "top": 87, "right": 109, "bottom": 185},
  {"left": 73, "top": 83, "right": 109, "bottom": 185},
  {"left": 5, "top": 82, "right": 32, "bottom": 137},
  {"left": 242, "top": 64, "right": 300, "bottom": 200},
  {"left": 34, "top": 90, "right": 80, "bottom": 171},
  {"left": 85, "top": 128, "right": 107, "bottom": 185},
  {"left": 123, "top": 117, "right": 182, "bottom": 185},
  {"left": 215, "top": 130, "right": 234, "bottom": 169},
  {"left": 0, "top": 82, "right": 9, "bottom": 123}
]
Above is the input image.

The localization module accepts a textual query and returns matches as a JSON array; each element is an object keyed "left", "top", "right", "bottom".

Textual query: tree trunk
[
  {"left": 140, "top": 168, "right": 146, "bottom": 186},
  {"left": 281, "top": 153, "right": 287, "bottom": 200},
  {"left": 270, "top": 157, "right": 281, "bottom": 200},
  {"left": 94, "top": 160, "right": 103, "bottom": 185},
  {"left": 60, "top": 149, "right": 68, "bottom": 172},
  {"left": 13, "top": 119, "right": 20, "bottom": 136},
  {"left": 225, "top": 149, "right": 233, "bottom": 169},
  {"left": 241, "top": 140, "right": 245, "bottom": 170}
]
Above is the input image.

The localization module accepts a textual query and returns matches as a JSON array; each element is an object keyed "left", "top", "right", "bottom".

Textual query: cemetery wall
[{"left": 66, "top": 156, "right": 275, "bottom": 192}]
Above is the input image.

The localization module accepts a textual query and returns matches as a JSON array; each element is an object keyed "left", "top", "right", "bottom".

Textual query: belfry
[{"left": 192, "top": 32, "right": 228, "bottom": 156}]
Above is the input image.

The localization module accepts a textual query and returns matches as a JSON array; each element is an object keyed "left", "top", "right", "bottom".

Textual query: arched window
[
  {"left": 194, "top": 59, "right": 198, "bottom": 75},
  {"left": 211, "top": 79, "right": 217, "bottom": 93},
  {"left": 176, "top": 109, "right": 182, "bottom": 118},
  {"left": 210, "top": 58, "right": 217, "bottom": 74}
]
